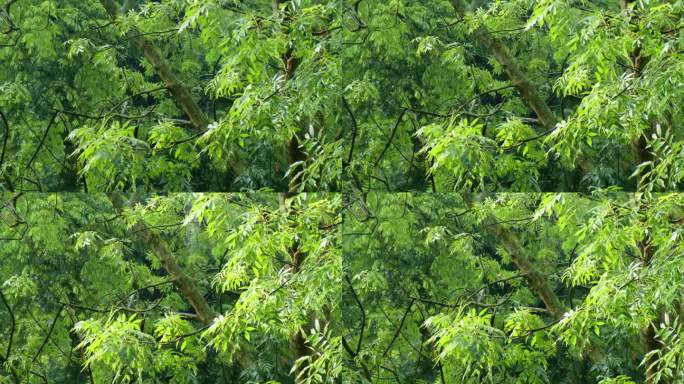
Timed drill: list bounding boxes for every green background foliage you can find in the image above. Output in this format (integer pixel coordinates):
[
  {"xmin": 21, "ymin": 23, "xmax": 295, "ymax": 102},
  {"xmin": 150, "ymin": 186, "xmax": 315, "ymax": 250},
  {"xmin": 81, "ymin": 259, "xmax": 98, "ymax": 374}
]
[
  {"xmin": 3, "ymin": 0, "xmax": 684, "ymax": 383},
  {"xmin": 0, "ymin": 192, "xmax": 343, "ymax": 383},
  {"xmin": 343, "ymin": 193, "xmax": 684, "ymax": 383}
]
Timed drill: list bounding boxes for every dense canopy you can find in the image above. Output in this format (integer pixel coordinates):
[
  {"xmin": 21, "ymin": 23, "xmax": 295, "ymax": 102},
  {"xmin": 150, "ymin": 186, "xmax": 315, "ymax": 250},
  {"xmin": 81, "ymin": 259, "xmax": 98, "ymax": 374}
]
[
  {"xmin": 1, "ymin": 0, "xmax": 343, "ymax": 192},
  {"xmin": 344, "ymin": 192, "xmax": 684, "ymax": 383},
  {"xmin": 344, "ymin": 0, "xmax": 684, "ymax": 193},
  {"xmin": 2, "ymin": 0, "xmax": 683, "ymax": 192},
  {"xmin": 2, "ymin": 0, "xmax": 684, "ymax": 384},
  {"xmin": 0, "ymin": 193, "xmax": 344, "ymax": 383}
]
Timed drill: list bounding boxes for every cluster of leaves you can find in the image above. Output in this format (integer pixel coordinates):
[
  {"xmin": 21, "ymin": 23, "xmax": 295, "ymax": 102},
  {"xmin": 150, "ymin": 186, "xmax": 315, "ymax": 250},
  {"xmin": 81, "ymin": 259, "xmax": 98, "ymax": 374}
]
[
  {"xmin": 1, "ymin": 0, "xmax": 343, "ymax": 192},
  {"xmin": 342, "ymin": 0, "xmax": 684, "ymax": 193},
  {"xmin": 2, "ymin": 0, "xmax": 684, "ymax": 193},
  {"xmin": 343, "ymin": 192, "xmax": 684, "ymax": 383},
  {"xmin": 3, "ymin": 1, "xmax": 684, "ymax": 384},
  {"xmin": 0, "ymin": 192, "xmax": 344, "ymax": 383}
]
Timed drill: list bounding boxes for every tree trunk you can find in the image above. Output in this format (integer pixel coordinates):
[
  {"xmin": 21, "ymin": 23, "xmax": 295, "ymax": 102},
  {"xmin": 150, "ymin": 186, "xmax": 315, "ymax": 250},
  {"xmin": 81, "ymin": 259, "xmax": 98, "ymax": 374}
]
[
  {"xmin": 627, "ymin": 42, "xmax": 654, "ymax": 192},
  {"xmin": 618, "ymin": 1, "xmax": 665, "ymax": 381},
  {"xmin": 637, "ymin": 228, "xmax": 665, "ymax": 384},
  {"xmin": 277, "ymin": 192, "xmax": 314, "ymax": 384},
  {"xmin": 276, "ymin": 1, "xmax": 308, "ymax": 193},
  {"xmin": 271, "ymin": 0, "xmax": 316, "ymax": 371},
  {"xmin": 290, "ymin": 242, "xmax": 312, "ymax": 383}
]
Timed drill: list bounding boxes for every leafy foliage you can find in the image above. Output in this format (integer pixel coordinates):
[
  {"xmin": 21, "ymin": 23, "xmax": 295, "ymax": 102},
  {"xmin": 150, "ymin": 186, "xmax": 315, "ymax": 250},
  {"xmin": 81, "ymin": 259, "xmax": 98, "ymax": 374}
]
[
  {"xmin": 0, "ymin": 192, "xmax": 343, "ymax": 383},
  {"xmin": 343, "ymin": 192, "xmax": 684, "ymax": 383},
  {"xmin": 1, "ymin": 0, "xmax": 342, "ymax": 192},
  {"xmin": 3, "ymin": 1, "xmax": 684, "ymax": 384}
]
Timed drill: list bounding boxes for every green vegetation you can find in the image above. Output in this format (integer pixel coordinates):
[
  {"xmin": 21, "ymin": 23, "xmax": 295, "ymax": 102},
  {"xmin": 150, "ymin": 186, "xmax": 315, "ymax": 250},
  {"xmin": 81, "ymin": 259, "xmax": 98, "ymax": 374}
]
[
  {"xmin": 2, "ymin": 1, "xmax": 684, "ymax": 383},
  {"xmin": 0, "ymin": 193, "xmax": 343, "ymax": 383},
  {"xmin": 3, "ymin": 192, "xmax": 684, "ymax": 383},
  {"xmin": 344, "ymin": 192, "xmax": 684, "ymax": 383},
  {"xmin": 1, "ymin": 0, "xmax": 341, "ymax": 192},
  {"xmin": 3, "ymin": 0, "xmax": 683, "ymax": 192},
  {"xmin": 343, "ymin": 0, "xmax": 684, "ymax": 192}
]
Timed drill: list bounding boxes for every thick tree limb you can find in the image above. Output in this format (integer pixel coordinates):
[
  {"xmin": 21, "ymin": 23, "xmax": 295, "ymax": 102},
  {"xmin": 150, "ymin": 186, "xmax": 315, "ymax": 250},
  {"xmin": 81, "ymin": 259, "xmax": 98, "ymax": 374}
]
[
  {"xmin": 99, "ymin": 0, "xmax": 209, "ymax": 133},
  {"xmin": 107, "ymin": 193, "xmax": 252, "ymax": 370},
  {"xmin": 450, "ymin": 0, "xmax": 557, "ymax": 130},
  {"xmin": 488, "ymin": 215, "xmax": 605, "ymax": 362},
  {"xmin": 449, "ymin": 0, "xmax": 593, "ymax": 175},
  {"xmin": 462, "ymin": 193, "xmax": 565, "ymax": 318},
  {"xmin": 107, "ymin": 193, "xmax": 216, "ymax": 324},
  {"xmin": 485, "ymin": 217, "xmax": 565, "ymax": 318},
  {"xmin": 462, "ymin": 193, "xmax": 603, "ymax": 364},
  {"xmin": 98, "ymin": 0, "xmax": 243, "ymax": 173}
]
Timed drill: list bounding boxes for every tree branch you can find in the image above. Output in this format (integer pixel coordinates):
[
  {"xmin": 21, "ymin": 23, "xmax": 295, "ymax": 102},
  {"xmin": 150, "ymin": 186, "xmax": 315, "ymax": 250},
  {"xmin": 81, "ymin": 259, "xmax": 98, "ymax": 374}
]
[
  {"xmin": 98, "ymin": 0, "xmax": 244, "ymax": 173},
  {"xmin": 382, "ymin": 299, "xmax": 414, "ymax": 357},
  {"xmin": 341, "ymin": 97, "xmax": 358, "ymax": 167},
  {"xmin": 31, "ymin": 304, "xmax": 65, "ymax": 364},
  {"xmin": 0, "ymin": 108, "xmax": 9, "ymax": 167},
  {"xmin": 25, "ymin": 111, "xmax": 58, "ymax": 174},
  {"xmin": 345, "ymin": 275, "xmax": 366, "ymax": 355},
  {"xmin": 0, "ymin": 288, "xmax": 15, "ymax": 361},
  {"xmin": 373, "ymin": 110, "xmax": 406, "ymax": 168}
]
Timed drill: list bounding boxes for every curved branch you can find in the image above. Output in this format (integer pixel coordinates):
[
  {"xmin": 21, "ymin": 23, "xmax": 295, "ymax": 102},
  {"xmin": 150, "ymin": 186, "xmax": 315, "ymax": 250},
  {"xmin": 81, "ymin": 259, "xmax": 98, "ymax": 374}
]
[
  {"xmin": 31, "ymin": 304, "xmax": 65, "ymax": 364},
  {"xmin": 0, "ymin": 289, "xmax": 16, "ymax": 362},
  {"xmin": 341, "ymin": 97, "xmax": 358, "ymax": 167},
  {"xmin": 26, "ymin": 111, "xmax": 58, "ymax": 172},
  {"xmin": 344, "ymin": 275, "xmax": 365, "ymax": 355},
  {"xmin": 0, "ymin": 108, "xmax": 9, "ymax": 167},
  {"xmin": 1, "ymin": 0, "xmax": 19, "ymax": 35},
  {"xmin": 382, "ymin": 298, "xmax": 414, "ymax": 357},
  {"xmin": 373, "ymin": 110, "xmax": 406, "ymax": 168}
]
